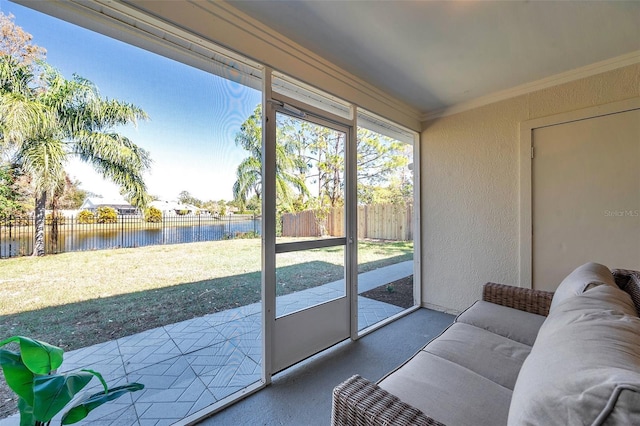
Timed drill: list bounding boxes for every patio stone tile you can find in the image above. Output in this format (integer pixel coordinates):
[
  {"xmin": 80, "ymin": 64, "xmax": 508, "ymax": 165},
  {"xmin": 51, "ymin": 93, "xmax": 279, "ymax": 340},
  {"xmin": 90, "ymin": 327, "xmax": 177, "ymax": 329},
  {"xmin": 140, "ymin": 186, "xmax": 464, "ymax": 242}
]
[
  {"xmin": 60, "ymin": 357, "xmax": 126, "ymax": 379},
  {"xmin": 137, "ymin": 401, "xmax": 193, "ymax": 423},
  {"xmin": 227, "ymin": 334, "xmax": 262, "ymax": 359},
  {"xmin": 124, "ymin": 355, "xmax": 179, "ymax": 375},
  {"xmin": 357, "ymin": 296, "xmax": 404, "ymax": 329},
  {"xmin": 134, "ymin": 385, "xmax": 189, "ymax": 404},
  {"xmin": 202, "ymin": 363, "xmax": 241, "ymax": 388},
  {"xmin": 184, "ymin": 339, "xmax": 236, "ymax": 357},
  {"xmin": 155, "ymin": 419, "xmax": 181, "ymax": 426},
  {"xmin": 305, "ymin": 285, "xmax": 344, "ymax": 297},
  {"xmin": 128, "ymin": 357, "xmax": 196, "ymax": 401},
  {"xmin": 132, "ymin": 377, "xmax": 187, "ymax": 400},
  {"xmin": 185, "ymin": 354, "xmax": 230, "ymax": 370},
  {"xmin": 168, "ymin": 329, "xmax": 224, "ymax": 354},
  {"xmin": 118, "ymin": 327, "xmax": 171, "ymax": 345},
  {"xmin": 202, "ymin": 305, "xmax": 257, "ymax": 325},
  {"xmin": 191, "ymin": 365, "xmax": 221, "ymax": 377},
  {"xmin": 188, "ymin": 390, "xmax": 219, "ymax": 416},
  {"xmin": 59, "ymin": 340, "xmax": 123, "ymax": 373},
  {"xmin": 133, "ymin": 402, "xmax": 153, "ymax": 418},
  {"xmin": 163, "ymin": 316, "xmax": 212, "ymax": 334},
  {"xmin": 214, "ymin": 317, "xmax": 259, "ymax": 339},
  {"xmin": 178, "ymin": 378, "xmax": 214, "ymax": 403},
  {"xmin": 236, "ymin": 355, "xmax": 261, "ymax": 375},
  {"xmin": 82, "ymin": 403, "xmax": 139, "ymax": 426},
  {"xmin": 163, "ymin": 357, "xmax": 196, "ymax": 378},
  {"xmin": 119, "ymin": 337, "xmax": 182, "ymax": 373},
  {"xmin": 210, "ymin": 386, "xmax": 243, "ymax": 401},
  {"xmin": 229, "ymin": 373, "xmax": 261, "ymax": 388},
  {"xmin": 226, "ymin": 345, "xmax": 249, "ymax": 366}
]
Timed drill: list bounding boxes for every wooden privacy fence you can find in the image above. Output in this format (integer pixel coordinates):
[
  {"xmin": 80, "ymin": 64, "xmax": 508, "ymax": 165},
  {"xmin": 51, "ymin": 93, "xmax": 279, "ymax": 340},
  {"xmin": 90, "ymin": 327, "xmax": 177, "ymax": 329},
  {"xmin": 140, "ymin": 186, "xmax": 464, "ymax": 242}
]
[{"xmin": 281, "ymin": 204, "xmax": 413, "ymax": 241}]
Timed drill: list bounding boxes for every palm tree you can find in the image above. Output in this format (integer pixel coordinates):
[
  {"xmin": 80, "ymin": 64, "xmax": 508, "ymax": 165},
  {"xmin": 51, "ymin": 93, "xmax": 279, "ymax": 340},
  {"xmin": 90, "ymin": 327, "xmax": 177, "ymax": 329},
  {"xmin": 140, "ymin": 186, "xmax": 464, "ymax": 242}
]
[
  {"xmin": 233, "ymin": 105, "xmax": 308, "ymax": 212},
  {"xmin": 0, "ymin": 57, "xmax": 151, "ymax": 255}
]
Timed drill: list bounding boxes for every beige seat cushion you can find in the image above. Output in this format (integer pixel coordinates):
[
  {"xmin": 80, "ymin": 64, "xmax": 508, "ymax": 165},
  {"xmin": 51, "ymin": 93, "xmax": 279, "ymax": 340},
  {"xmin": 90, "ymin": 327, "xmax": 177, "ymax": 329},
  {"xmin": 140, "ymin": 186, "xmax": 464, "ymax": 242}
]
[
  {"xmin": 379, "ymin": 351, "xmax": 512, "ymax": 426},
  {"xmin": 508, "ymin": 285, "xmax": 640, "ymax": 425},
  {"xmin": 423, "ymin": 322, "xmax": 531, "ymax": 390}
]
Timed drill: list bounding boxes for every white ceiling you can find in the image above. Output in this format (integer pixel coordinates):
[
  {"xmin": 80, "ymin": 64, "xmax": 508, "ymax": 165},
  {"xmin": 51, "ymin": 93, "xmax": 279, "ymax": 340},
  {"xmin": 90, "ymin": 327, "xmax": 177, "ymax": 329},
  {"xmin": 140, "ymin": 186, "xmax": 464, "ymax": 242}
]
[{"xmin": 228, "ymin": 0, "xmax": 640, "ymax": 116}]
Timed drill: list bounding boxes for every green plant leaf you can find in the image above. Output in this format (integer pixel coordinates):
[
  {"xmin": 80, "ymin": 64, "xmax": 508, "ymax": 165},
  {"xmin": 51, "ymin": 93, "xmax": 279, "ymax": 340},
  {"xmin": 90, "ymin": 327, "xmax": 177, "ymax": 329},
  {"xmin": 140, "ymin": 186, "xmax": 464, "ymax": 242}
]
[
  {"xmin": 32, "ymin": 371, "xmax": 94, "ymax": 423},
  {"xmin": 17, "ymin": 397, "xmax": 36, "ymax": 426},
  {"xmin": 61, "ymin": 383, "xmax": 144, "ymax": 425},
  {"xmin": 0, "ymin": 349, "xmax": 35, "ymax": 404},
  {"xmin": 81, "ymin": 369, "xmax": 107, "ymax": 392},
  {"xmin": 0, "ymin": 336, "xmax": 64, "ymax": 374}
]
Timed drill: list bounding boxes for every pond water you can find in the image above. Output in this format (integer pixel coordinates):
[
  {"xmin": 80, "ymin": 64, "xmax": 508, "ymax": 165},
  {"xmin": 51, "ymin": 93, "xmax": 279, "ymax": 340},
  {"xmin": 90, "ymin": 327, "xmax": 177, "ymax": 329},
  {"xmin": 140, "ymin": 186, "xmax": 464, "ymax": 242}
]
[{"xmin": 0, "ymin": 217, "xmax": 262, "ymax": 258}]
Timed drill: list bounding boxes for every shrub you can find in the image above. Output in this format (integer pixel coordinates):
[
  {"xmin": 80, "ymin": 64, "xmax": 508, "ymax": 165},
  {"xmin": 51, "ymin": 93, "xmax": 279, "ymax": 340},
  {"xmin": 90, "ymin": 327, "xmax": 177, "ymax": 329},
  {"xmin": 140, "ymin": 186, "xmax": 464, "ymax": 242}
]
[
  {"xmin": 235, "ymin": 230, "xmax": 260, "ymax": 239},
  {"xmin": 96, "ymin": 206, "xmax": 118, "ymax": 224},
  {"xmin": 176, "ymin": 209, "xmax": 189, "ymax": 216},
  {"xmin": 45, "ymin": 212, "xmax": 65, "ymax": 226},
  {"xmin": 77, "ymin": 209, "xmax": 95, "ymax": 224},
  {"xmin": 145, "ymin": 206, "xmax": 162, "ymax": 223}
]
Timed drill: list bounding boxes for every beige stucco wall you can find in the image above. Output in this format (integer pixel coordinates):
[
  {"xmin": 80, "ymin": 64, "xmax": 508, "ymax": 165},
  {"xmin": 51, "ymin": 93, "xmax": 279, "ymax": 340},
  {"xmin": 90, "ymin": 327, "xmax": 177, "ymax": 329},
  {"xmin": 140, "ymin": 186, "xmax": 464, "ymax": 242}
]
[{"xmin": 420, "ymin": 63, "xmax": 640, "ymax": 313}]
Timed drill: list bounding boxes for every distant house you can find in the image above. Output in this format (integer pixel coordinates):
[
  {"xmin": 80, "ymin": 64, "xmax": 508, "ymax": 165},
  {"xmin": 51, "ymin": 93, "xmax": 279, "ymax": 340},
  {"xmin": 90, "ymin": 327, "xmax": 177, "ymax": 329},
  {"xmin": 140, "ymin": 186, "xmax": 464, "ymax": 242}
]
[
  {"xmin": 79, "ymin": 197, "xmax": 137, "ymax": 215},
  {"xmin": 149, "ymin": 200, "xmax": 199, "ymax": 216}
]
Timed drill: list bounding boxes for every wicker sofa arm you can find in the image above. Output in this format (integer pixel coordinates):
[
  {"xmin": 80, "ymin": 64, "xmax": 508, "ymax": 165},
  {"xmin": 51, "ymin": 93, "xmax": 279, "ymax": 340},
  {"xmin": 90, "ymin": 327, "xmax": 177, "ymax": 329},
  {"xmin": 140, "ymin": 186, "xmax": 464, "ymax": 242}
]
[
  {"xmin": 612, "ymin": 269, "xmax": 640, "ymax": 314},
  {"xmin": 483, "ymin": 282, "xmax": 554, "ymax": 316},
  {"xmin": 332, "ymin": 375, "xmax": 446, "ymax": 426}
]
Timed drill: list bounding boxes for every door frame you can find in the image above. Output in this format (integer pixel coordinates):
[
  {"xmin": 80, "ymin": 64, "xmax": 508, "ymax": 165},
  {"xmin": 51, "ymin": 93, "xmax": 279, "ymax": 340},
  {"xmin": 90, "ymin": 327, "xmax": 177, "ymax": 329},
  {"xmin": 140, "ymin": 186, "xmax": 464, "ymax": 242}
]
[
  {"xmin": 261, "ymin": 68, "xmax": 358, "ymax": 380},
  {"xmin": 518, "ymin": 97, "xmax": 640, "ymax": 288}
]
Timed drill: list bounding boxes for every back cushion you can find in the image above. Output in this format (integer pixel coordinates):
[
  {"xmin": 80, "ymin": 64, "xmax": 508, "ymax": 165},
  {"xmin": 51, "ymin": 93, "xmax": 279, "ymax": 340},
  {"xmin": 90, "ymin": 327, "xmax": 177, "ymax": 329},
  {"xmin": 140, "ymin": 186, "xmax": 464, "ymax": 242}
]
[
  {"xmin": 508, "ymin": 285, "xmax": 640, "ymax": 425},
  {"xmin": 549, "ymin": 262, "xmax": 616, "ymax": 311}
]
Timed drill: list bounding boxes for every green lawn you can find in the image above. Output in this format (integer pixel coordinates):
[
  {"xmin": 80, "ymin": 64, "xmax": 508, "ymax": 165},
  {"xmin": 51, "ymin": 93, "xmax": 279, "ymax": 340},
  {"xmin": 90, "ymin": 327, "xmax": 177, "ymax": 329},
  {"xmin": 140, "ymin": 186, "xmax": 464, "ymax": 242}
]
[{"xmin": 0, "ymin": 239, "xmax": 412, "ymax": 351}]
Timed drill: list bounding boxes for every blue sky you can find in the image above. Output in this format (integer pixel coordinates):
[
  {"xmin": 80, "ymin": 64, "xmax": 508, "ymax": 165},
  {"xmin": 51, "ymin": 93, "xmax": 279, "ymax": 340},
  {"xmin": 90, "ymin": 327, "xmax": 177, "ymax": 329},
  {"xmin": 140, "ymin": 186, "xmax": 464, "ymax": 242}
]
[{"xmin": 0, "ymin": 0, "xmax": 262, "ymax": 202}]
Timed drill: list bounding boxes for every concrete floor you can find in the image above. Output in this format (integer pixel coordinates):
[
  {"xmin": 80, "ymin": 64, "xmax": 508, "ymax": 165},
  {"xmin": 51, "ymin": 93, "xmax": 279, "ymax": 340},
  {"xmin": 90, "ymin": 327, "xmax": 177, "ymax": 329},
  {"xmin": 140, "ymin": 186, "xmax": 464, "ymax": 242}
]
[{"xmin": 199, "ymin": 308, "xmax": 454, "ymax": 425}]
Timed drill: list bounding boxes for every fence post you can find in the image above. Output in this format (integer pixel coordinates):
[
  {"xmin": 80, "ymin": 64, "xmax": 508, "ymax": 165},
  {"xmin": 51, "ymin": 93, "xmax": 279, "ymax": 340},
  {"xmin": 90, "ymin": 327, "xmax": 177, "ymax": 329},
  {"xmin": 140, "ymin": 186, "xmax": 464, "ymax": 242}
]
[{"xmin": 7, "ymin": 216, "xmax": 12, "ymax": 258}]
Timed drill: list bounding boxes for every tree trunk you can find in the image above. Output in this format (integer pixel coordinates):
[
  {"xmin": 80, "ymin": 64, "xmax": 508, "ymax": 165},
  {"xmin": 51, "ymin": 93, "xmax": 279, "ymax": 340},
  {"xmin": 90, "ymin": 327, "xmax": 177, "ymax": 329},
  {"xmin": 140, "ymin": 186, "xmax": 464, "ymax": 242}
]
[{"xmin": 32, "ymin": 192, "xmax": 46, "ymax": 256}]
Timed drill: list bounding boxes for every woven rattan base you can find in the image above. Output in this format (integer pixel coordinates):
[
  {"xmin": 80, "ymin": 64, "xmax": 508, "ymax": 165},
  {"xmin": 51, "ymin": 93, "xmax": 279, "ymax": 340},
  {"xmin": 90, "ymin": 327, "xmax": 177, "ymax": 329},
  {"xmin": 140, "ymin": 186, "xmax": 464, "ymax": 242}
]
[{"xmin": 332, "ymin": 375, "xmax": 445, "ymax": 426}]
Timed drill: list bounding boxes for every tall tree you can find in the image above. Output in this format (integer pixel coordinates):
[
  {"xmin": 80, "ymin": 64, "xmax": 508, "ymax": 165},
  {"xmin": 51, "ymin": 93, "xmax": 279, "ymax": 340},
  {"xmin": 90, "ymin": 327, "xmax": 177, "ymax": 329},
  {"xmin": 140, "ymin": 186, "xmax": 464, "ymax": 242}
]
[
  {"xmin": 0, "ymin": 14, "xmax": 151, "ymax": 255},
  {"xmin": 277, "ymin": 116, "xmax": 410, "ymax": 208},
  {"xmin": 0, "ymin": 12, "xmax": 46, "ymax": 65},
  {"xmin": 0, "ymin": 162, "xmax": 30, "ymax": 220},
  {"xmin": 47, "ymin": 174, "xmax": 88, "ymax": 210},
  {"xmin": 356, "ymin": 129, "xmax": 411, "ymax": 205},
  {"xmin": 232, "ymin": 105, "xmax": 308, "ymax": 212},
  {"xmin": 177, "ymin": 190, "xmax": 202, "ymax": 207}
]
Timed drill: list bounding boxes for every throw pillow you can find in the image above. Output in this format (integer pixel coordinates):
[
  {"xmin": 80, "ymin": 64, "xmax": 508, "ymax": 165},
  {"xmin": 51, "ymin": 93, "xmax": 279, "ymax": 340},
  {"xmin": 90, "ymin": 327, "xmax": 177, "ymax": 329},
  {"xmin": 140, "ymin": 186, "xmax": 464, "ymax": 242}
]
[{"xmin": 549, "ymin": 262, "xmax": 615, "ymax": 311}]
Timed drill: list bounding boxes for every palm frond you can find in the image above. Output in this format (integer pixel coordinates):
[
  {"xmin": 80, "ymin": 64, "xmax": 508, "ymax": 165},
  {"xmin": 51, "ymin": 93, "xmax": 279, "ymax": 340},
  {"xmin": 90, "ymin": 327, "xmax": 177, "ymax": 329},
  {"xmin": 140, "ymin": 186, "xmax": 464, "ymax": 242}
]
[
  {"xmin": 0, "ymin": 92, "xmax": 57, "ymax": 147},
  {"xmin": 18, "ymin": 137, "xmax": 66, "ymax": 194}
]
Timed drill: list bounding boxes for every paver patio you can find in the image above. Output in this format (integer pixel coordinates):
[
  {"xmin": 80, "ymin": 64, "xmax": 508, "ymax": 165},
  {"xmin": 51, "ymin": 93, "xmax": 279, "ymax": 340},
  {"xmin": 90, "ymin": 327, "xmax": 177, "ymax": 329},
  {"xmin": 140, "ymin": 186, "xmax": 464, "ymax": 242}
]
[{"xmin": 0, "ymin": 261, "xmax": 412, "ymax": 426}]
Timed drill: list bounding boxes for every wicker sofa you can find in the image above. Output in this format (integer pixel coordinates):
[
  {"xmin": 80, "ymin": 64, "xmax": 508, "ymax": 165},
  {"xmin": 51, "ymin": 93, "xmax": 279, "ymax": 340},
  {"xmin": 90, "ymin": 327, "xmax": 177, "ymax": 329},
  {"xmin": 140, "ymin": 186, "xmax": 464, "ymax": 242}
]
[{"xmin": 332, "ymin": 263, "xmax": 640, "ymax": 426}]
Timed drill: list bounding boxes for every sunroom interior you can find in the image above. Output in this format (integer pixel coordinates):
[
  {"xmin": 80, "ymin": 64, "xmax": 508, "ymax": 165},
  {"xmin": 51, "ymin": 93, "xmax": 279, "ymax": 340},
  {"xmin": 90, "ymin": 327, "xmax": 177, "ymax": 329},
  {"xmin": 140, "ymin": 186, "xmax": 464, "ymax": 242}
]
[{"xmin": 10, "ymin": 0, "xmax": 640, "ymax": 425}]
